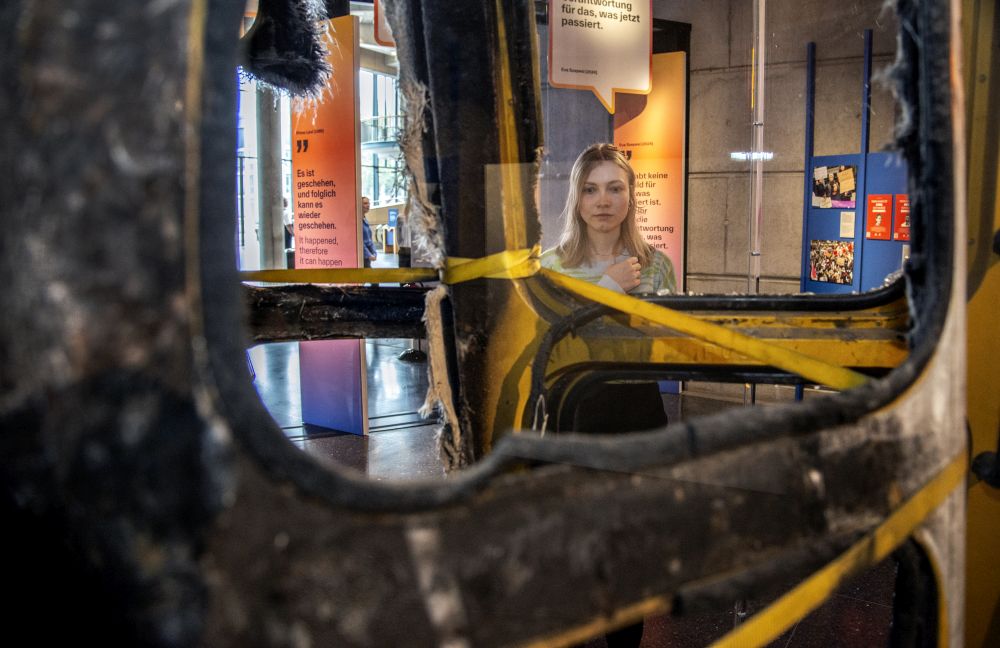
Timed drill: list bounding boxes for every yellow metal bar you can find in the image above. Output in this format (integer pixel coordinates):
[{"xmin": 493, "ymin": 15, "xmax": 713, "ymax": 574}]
[
  {"xmin": 963, "ymin": 4, "xmax": 1000, "ymax": 645},
  {"xmin": 547, "ymin": 336, "xmax": 906, "ymax": 372},
  {"xmin": 491, "ymin": 0, "xmax": 529, "ymax": 250},
  {"xmin": 633, "ymin": 308, "xmax": 909, "ymax": 331},
  {"xmin": 542, "ymin": 269, "xmax": 871, "ymax": 391}
]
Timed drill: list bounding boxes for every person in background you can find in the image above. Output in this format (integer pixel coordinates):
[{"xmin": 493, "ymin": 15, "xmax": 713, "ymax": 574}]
[
  {"xmin": 283, "ymin": 197, "xmax": 294, "ymax": 248},
  {"xmin": 543, "ymin": 142, "xmax": 675, "ymax": 648},
  {"xmin": 362, "ymin": 196, "xmax": 377, "ymax": 268},
  {"xmin": 283, "ymin": 196, "xmax": 295, "ymax": 269}
]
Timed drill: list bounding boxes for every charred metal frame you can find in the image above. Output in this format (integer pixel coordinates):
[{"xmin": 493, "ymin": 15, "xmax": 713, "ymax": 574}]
[
  {"xmin": 244, "ymin": 284, "xmax": 429, "ymax": 342},
  {"xmin": 0, "ymin": 0, "xmax": 964, "ymax": 646}
]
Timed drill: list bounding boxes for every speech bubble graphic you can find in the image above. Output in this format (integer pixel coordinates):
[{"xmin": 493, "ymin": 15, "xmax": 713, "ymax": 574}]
[
  {"xmin": 549, "ymin": 0, "xmax": 651, "ymax": 113},
  {"xmin": 374, "ymin": 0, "xmax": 395, "ymax": 47}
]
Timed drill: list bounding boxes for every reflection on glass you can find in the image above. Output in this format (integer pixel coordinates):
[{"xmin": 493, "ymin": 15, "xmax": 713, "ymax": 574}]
[{"xmin": 540, "ymin": 143, "xmax": 677, "ymax": 295}]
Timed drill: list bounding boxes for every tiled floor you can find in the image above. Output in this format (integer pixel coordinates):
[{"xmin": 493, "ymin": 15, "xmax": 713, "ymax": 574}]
[{"xmin": 250, "ymin": 340, "xmax": 896, "ymax": 646}]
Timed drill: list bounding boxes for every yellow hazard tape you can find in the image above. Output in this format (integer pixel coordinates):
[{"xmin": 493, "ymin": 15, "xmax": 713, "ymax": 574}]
[
  {"xmin": 239, "ymin": 246, "xmax": 539, "ymax": 285},
  {"xmin": 709, "ymin": 452, "xmax": 966, "ymax": 648},
  {"xmin": 242, "ymin": 246, "xmax": 868, "ymax": 391},
  {"xmin": 540, "ymin": 268, "xmax": 870, "ymax": 391},
  {"xmin": 443, "ymin": 245, "xmax": 540, "ymax": 283}
]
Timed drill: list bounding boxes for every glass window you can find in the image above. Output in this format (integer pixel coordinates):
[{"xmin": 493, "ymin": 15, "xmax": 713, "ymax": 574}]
[
  {"xmin": 360, "ymin": 69, "xmax": 375, "ymax": 120},
  {"xmin": 360, "ymin": 68, "xmax": 404, "ymax": 204}
]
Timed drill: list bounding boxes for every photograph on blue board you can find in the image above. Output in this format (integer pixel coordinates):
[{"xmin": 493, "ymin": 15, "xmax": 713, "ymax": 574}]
[
  {"xmin": 809, "ymin": 239, "xmax": 854, "ymax": 284},
  {"xmin": 812, "ymin": 164, "xmax": 857, "ymax": 208}
]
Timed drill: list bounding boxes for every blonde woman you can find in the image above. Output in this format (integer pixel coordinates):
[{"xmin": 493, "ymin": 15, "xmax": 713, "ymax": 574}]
[
  {"xmin": 541, "ymin": 143, "xmax": 676, "ymax": 295},
  {"xmin": 543, "ymin": 144, "xmax": 677, "ymax": 647}
]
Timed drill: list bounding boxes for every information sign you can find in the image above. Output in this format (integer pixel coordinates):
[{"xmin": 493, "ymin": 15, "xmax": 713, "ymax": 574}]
[
  {"xmin": 613, "ymin": 52, "xmax": 686, "ymax": 281},
  {"xmin": 292, "ymin": 16, "xmax": 368, "ymax": 435},
  {"xmin": 291, "ymin": 16, "xmax": 362, "ymax": 268},
  {"xmin": 549, "ymin": 0, "xmax": 652, "ymax": 113},
  {"xmin": 893, "ymin": 194, "xmax": 910, "ymax": 241},
  {"xmin": 865, "ymin": 194, "xmax": 892, "ymax": 240}
]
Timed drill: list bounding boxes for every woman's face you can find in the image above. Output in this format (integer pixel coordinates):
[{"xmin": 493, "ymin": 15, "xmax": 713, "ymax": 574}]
[{"xmin": 578, "ymin": 161, "xmax": 630, "ymax": 238}]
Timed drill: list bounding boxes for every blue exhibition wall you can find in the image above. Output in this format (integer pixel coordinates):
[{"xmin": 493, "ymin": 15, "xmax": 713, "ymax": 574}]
[
  {"xmin": 802, "ymin": 153, "xmax": 865, "ymax": 294},
  {"xmin": 859, "ymin": 152, "xmax": 909, "ymax": 291},
  {"xmin": 799, "ymin": 31, "xmax": 909, "ymax": 295},
  {"xmin": 801, "ymin": 151, "xmax": 908, "ymax": 294}
]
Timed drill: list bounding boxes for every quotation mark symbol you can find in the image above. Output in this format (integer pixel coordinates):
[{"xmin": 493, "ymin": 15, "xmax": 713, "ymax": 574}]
[{"xmin": 296, "ymin": 139, "xmax": 309, "ymax": 153}]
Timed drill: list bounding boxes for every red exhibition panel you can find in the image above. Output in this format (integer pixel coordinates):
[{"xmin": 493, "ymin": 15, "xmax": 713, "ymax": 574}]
[
  {"xmin": 292, "ymin": 16, "xmax": 368, "ymax": 436},
  {"xmin": 866, "ymin": 194, "xmax": 892, "ymax": 241},
  {"xmin": 894, "ymin": 194, "xmax": 911, "ymax": 241}
]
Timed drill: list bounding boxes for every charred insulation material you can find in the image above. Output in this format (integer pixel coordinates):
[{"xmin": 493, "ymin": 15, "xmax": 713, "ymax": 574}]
[{"xmin": 239, "ymin": 0, "xmax": 331, "ymax": 97}]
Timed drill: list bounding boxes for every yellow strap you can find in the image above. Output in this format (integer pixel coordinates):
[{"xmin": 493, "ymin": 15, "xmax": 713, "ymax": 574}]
[
  {"xmin": 443, "ymin": 245, "xmax": 541, "ymax": 284},
  {"xmin": 240, "ymin": 246, "xmax": 539, "ymax": 285},
  {"xmin": 240, "ymin": 267, "xmax": 437, "ymax": 284},
  {"xmin": 242, "ymin": 247, "xmax": 864, "ymax": 391},
  {"xmin": 709, "ymin": 452, "xmax": 967, "ymax": 648},
  {"xmin": 540, "ymin": 268, "xmax": 869, "ymax": 391}
]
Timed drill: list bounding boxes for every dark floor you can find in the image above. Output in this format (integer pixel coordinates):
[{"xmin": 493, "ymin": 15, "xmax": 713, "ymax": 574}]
[
  {"xmin": 579, "ymin": 556, "xmax": 896, "ymax": 647},
  {"xmin": 249, "ymin": 338, "xmax": 443, "ymax": 481},
  {"xmin": 249, "ymin": 340, "xmax": 897, "ymax": 647}
]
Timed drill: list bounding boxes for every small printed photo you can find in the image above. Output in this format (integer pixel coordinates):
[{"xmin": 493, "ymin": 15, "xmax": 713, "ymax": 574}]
[
  {"xmin": 809, "ymin": 239, "xmax": 855, "ymax": 285},
  {"xmin": 811, "ymin": 166, "xmax": 831, "ymax": 208},
  {"xmin": 812, "ymin": 164, "xmax": 857, "ymax": 208}
]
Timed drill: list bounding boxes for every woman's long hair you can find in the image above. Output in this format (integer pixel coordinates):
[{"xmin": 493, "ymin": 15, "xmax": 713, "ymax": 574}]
[{"xmin": 554, "ymin": 143, "xmax": 653, "ymax": 268}]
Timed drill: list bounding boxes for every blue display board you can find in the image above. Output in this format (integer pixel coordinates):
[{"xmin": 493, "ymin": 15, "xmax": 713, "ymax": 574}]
[
  {"xmin": 859, "ymin": 152, "xmax": 908, "ymax": 291},
  {"xmin": 799, "ymin": 32, "xmax": 909, "ymax": 295},
  {"xmin": 799, "ymin": 152, "xmax": 907, "ymax": 294},
  {"xmin": 801, "ymin": 153, "xmax": 865, "ymax": 294},
  {"xmin": 300, "ymin": 340, "xmax": 368, "ymax": 435}
]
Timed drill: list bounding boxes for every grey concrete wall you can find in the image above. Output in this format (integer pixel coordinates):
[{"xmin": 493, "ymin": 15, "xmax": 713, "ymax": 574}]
[
  {"xmin": 658, "ymin": 0, "xmax": 898, "ymax": 294},
  {"xmin": 538, "ymin": 0, "xmax": 899, "ymax": 294},
  {"xmin": 360, "ymin": 48, "xmax": 398, "ymax": 76}
]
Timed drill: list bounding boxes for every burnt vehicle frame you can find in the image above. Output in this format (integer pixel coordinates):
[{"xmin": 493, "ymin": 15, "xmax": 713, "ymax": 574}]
[{"xmin": 0, "ymin": 0, "xmax": 966, "ymax": 646}]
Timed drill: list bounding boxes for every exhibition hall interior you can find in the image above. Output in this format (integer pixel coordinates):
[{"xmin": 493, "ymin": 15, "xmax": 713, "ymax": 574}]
[
  {"xmin": 238, "ymin": 0, "xmax": 910, "ymax": 645},
  {"xmin": 241, "ymin": 1, "xmax": 902, "ymax": 471}
]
